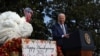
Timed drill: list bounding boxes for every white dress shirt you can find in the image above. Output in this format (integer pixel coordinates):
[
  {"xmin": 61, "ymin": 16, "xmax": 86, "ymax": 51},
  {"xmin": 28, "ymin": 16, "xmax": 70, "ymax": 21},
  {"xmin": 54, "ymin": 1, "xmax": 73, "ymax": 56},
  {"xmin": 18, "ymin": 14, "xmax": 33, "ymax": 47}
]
[{"xmin": 59, "ymin": 24, "xmax": 66, "ymax": 38}]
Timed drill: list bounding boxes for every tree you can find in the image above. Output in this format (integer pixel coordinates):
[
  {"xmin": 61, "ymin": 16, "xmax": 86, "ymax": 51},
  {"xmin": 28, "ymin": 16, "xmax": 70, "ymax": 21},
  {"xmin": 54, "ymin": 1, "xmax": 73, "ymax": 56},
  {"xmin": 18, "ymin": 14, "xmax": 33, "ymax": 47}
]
[
  {"xmin": 45, "ymin": 0, "xmax": 100, "ymax": 54},
  {"xmin": 0, "ymin": 0, "xmax": 50, "ymax": 40},
  {"xmin": 0, "ymin": 0, "xmax": 100, "ymax": 53}
]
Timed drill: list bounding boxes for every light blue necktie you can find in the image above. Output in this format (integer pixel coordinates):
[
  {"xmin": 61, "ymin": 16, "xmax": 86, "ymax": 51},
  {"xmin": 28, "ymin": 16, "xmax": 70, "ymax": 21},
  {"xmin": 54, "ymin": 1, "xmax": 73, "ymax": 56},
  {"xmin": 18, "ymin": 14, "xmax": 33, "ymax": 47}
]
[{"xmin": 62, "ymin": 25, "xmax": 66, "ymax": 34}]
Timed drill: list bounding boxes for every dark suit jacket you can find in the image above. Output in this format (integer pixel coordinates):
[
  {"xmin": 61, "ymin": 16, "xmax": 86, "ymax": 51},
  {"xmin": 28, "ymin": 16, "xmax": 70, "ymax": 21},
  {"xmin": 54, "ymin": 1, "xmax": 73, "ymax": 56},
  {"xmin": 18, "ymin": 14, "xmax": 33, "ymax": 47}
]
[{"xmin": 51, "ymin": 23, "xmax": 69, "ymax": 49}]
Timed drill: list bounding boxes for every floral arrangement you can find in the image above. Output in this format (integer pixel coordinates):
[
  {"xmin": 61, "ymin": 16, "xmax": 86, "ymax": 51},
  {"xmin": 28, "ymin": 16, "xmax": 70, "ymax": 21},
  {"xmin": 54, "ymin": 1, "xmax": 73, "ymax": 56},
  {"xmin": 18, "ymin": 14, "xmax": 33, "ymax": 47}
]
[
  {"xmin": 0, "ymin": 38, "xmax": 21, "ymax": 56},
  {"xmin": 0, "ymin": 38, "xmax": 63, "ymax": 56},
  {"xmin": 57, "ymin": 46, "xmax": 64, "ymax": 56}
]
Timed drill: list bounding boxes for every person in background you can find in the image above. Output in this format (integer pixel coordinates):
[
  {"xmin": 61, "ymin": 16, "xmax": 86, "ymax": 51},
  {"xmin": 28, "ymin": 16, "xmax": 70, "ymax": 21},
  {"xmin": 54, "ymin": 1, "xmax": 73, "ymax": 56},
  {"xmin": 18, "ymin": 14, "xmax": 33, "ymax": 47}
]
[
  {"xmin": 52, "ymin": 13, "xmax": 69, "ymax": 56},
  {"xmin": 24, "ymin": 7, "xmax": 33, "ymax": 22}
]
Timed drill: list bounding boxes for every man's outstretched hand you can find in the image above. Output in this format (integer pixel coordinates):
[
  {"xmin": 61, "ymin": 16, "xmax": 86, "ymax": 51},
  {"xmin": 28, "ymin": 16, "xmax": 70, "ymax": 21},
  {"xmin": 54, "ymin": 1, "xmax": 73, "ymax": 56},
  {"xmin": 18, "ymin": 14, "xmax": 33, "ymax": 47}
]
[{"xmin": 63, "ymin": 34, "xmax": 69, "ymax": 38}]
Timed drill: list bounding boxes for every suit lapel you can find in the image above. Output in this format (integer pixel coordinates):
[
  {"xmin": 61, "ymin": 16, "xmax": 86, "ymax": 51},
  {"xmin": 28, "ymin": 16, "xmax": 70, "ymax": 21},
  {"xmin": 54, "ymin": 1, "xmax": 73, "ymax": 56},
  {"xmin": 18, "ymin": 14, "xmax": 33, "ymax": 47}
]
[{"xmin": 56, "ymin": 23, "xmax": 64, "ymax": 34}]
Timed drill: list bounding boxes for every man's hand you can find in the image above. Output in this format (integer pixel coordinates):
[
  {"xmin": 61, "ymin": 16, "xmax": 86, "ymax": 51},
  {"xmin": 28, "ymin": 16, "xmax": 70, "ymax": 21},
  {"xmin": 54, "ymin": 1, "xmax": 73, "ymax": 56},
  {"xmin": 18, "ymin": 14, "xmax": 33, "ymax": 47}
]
[{"xmin": 64, "ymin": 34, "xmax": 69, "ymax": 38}]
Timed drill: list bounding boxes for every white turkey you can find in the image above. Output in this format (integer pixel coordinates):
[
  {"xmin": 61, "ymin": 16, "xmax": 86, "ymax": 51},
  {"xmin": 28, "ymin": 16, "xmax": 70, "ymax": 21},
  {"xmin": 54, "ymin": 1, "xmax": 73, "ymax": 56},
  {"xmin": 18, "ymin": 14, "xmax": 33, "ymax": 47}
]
[{"xmin": 0, "ymin": 11, "xmax": 33, "ymax": 43}]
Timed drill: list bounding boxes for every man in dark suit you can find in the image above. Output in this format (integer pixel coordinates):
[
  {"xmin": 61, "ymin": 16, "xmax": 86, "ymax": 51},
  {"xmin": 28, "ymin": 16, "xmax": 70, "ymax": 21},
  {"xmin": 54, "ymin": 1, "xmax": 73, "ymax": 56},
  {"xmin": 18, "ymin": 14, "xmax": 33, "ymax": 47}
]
[{"xmin": 52, "ymin": 13, "xmax": 69, "ymax": 56}]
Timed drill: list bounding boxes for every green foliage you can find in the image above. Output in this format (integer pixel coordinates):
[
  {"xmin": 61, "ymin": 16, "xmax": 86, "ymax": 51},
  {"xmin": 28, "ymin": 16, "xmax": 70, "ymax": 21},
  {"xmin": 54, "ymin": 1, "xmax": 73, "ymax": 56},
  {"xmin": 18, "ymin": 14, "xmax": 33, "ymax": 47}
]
[
  {"xmin": 45, "ymin": 0, "xmax": 100, "ymax": 48},
  {"xmin": 0, "ymin": 0, "xmax": 49, "ymax": 40},
  {"xmin": 0, "ymin": 0, "xmax": 100, "ymax": 48}
]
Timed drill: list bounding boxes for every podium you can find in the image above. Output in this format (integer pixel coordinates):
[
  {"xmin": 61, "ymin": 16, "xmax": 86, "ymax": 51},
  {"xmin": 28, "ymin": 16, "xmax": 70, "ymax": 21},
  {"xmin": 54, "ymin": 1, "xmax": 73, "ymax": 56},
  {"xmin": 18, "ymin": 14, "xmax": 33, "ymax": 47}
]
[{"xmin": 64, "ymin": 30, "xmax": 94, "ymax": 56}]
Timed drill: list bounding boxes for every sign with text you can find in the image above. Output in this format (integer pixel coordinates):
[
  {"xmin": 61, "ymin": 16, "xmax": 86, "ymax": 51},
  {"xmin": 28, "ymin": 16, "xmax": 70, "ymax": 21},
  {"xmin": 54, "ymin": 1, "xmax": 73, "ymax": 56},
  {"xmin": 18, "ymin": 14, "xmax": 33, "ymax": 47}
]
[{"xmin": 22, "ymin": 39, "xmax": 57, "ymax": 56}]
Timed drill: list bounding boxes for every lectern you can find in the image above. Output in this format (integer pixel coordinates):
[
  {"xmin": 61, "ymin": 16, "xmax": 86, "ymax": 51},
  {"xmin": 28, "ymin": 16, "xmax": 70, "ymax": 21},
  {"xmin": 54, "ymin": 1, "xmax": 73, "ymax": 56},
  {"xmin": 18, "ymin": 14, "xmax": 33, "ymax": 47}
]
[{"xmin": 64, "ymin": 30, "xmax": 94, "ymax": 56}]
